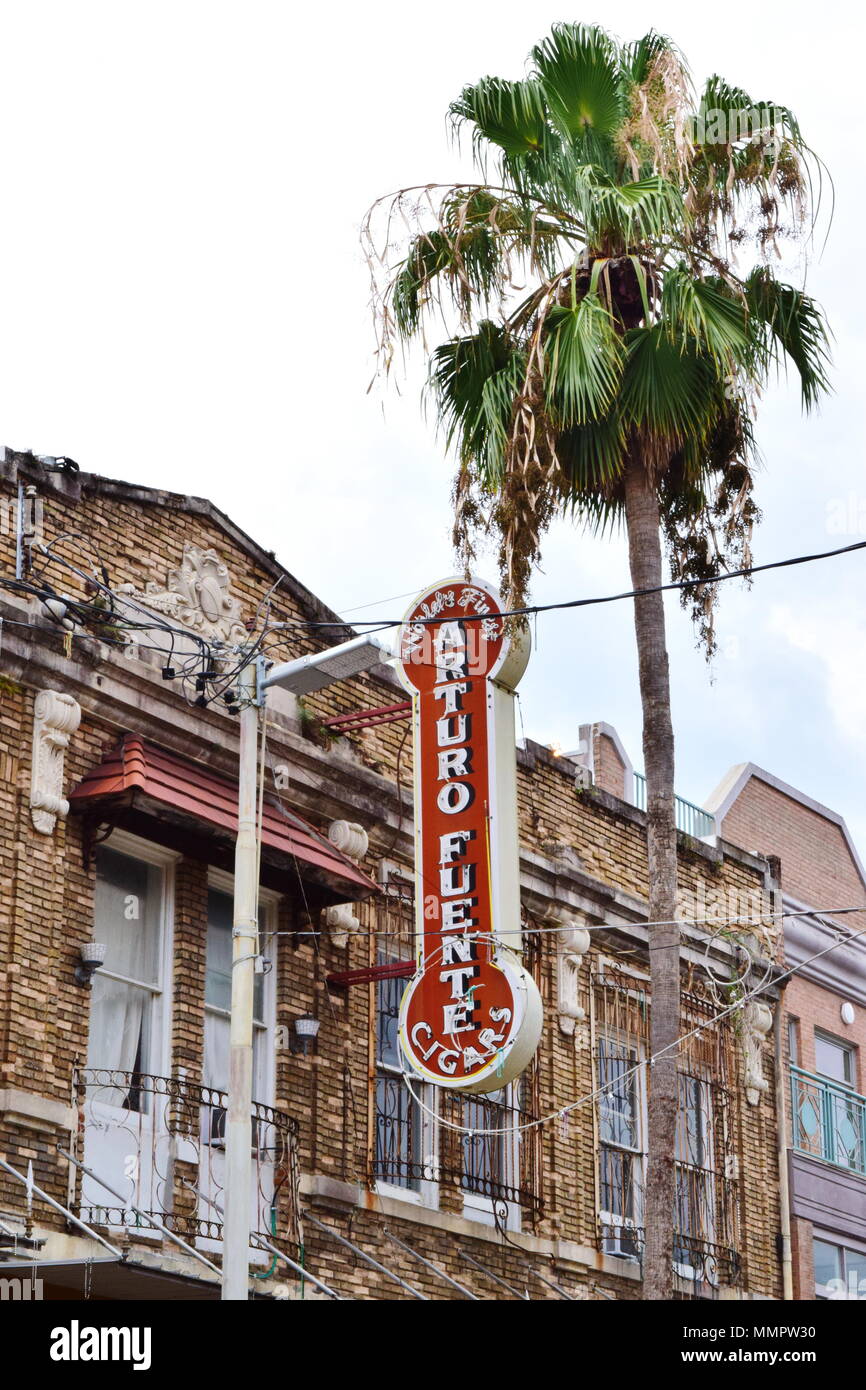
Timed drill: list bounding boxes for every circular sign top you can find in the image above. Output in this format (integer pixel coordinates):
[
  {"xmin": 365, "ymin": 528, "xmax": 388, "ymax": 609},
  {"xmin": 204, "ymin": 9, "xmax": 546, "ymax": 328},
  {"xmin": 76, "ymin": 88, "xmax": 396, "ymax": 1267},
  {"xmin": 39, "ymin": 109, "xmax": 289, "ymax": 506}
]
[{"xmin": 395, "ymin": 575, "xmax": 529, "ymax": 697}]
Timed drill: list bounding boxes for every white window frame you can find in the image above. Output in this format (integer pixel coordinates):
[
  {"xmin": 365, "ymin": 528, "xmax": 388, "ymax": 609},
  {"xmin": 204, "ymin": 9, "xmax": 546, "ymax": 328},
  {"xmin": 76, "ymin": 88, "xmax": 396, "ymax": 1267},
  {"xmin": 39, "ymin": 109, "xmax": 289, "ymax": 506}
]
[
  {"xmin": 814, "ymin": 1030, "xmax": 856, "ymax": 1088},
  {"xmin": 205, "ymin": 867, "xmax": 277, "ymax": 1113},
  {"xmin": 91, "ymin": 828, "xmax": 178, "ymax": 1087},
  {"xmin": 596, "ymin": 1029, "xmax": 647, "ymax": 1260}
]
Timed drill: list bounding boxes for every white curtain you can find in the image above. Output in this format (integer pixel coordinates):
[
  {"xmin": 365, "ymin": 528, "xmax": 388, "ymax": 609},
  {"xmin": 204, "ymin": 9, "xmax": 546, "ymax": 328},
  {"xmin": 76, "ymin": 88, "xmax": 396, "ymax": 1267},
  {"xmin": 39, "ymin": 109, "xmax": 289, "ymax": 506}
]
[{"xmin": 87, "ymin": 848, "xmax": 159, "ymax": 1085}]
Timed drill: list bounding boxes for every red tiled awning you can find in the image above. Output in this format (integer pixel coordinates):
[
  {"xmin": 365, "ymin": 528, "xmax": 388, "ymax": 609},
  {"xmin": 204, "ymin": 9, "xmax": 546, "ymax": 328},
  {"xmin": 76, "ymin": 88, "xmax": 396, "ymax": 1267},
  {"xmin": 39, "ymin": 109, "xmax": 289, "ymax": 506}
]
[{"xmin": 69, "ymin": 734, "xmax": 376, "ymax": 906}]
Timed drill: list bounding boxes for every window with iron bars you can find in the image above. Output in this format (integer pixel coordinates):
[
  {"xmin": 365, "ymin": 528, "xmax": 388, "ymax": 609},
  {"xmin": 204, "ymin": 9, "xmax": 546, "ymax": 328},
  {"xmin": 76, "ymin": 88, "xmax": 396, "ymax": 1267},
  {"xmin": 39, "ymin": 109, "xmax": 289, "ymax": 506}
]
[
  {"xmin": 437, "ymin": 923, "xmax": 543, "ymax": 1222},
  {"xmin": 370, "ymin": 882, "xmax": 437, "ymax": 1199},
  {"xmin": 368, "ymin": 885, "xmax": 543, "ymax": 1219},
  {"xmin": 593, "ymin": 964, "xmax": 741, "ymax": 1288}
]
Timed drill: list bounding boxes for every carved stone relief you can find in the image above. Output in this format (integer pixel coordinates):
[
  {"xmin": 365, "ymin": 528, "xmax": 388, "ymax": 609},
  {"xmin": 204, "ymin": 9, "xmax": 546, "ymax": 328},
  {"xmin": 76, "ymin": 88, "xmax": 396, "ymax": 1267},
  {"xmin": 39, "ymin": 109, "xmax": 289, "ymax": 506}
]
[
  {"xmin": 116, "ymin": 544, "xmax": 249, "ymax": 646},
  {"xmin": 30, "ymin": 690, "xmax": 81, "ymax": 834},
  {"xmin": 742, "ymin": 1000, "xmax": 773, "ymax": 1105},
  {"xmin": 556, "ymin": 922, "xmax": 592, "ymax": 1037}
]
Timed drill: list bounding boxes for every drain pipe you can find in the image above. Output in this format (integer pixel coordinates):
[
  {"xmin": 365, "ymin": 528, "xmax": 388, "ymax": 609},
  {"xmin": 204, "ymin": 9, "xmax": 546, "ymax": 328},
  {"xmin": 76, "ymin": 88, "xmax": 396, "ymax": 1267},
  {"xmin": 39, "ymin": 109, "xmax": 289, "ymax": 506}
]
[{"xmin": 774, "ymin": 994, "xmax": 794, "ymax": 1300}]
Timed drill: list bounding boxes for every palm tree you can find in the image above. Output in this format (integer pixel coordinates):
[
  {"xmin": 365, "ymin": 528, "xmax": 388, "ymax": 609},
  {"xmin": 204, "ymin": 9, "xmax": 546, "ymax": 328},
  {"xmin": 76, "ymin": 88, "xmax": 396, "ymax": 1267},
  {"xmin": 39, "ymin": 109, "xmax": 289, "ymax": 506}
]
[{"xmin": 368, "ymin": 23, "xmax": 830, "ymax": 1299}]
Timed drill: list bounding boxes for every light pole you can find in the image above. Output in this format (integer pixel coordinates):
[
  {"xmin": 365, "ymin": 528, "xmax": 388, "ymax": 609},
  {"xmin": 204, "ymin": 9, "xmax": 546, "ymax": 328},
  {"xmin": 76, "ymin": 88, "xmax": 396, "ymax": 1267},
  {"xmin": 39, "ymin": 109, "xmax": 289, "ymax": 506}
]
[{"xmin": 221, "ymin": 634, "xmax": 391, "ymax": 1300}]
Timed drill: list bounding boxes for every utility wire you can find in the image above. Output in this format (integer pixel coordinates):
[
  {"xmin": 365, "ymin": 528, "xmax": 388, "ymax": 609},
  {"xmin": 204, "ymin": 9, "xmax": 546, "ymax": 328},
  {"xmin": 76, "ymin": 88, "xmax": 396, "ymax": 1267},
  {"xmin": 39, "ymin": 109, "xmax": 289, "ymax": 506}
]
[
  {"xmin": 267, "ymin": 538, "xmax": 866, "ymax": 630},
  {"xmin": 400, "ymin": 914, "xmax": 866, "ymax": 1139},
  {"xmin": 275, "ymin": 902, "xmax": 866, "ymax": 943}
]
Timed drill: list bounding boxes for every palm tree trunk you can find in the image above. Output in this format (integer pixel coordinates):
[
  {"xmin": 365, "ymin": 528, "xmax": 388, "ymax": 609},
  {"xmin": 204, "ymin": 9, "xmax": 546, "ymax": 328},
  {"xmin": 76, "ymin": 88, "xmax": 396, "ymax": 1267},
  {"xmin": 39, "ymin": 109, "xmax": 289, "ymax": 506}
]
[{"xmin": 623, "ymin": 454, "xmax": 679, "ymax": 1302}]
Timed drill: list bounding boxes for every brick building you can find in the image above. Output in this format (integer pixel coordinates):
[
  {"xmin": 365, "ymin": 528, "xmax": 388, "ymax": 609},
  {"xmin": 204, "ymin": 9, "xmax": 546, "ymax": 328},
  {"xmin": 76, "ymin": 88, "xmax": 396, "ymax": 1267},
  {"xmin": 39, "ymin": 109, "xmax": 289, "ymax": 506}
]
[
  {"xmin": 706, "ymin": 766, "xmax": 866, "ymax": 1300},
  {"xmin": 0, "ymin": 448, "xmax": 787, "ymax": 1301}
]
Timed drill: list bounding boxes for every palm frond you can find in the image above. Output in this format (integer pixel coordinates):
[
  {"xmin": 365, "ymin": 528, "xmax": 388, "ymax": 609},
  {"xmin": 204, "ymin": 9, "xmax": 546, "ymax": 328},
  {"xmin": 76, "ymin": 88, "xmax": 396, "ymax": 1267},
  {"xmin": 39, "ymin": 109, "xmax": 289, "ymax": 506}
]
[
  {"xmin": 660, "ymin": 268, "xmax": 750, "ymax": 366},
  {"xmin": 449, "ymin": 77, "xmax": 550, "ymax": 160},
  {"xmin": 619, "ymin": 326, "xmax": 718, "ymax": 449},
  {"xmin": 619, "ymin": 30, "xmax": 686, "ymax": 87},
  {"xmin": 391, "ymin": 224, "xmax": 499, "ymax": 335},
  {"xmin": 745, "ymin": 267, "xmax": 832, "ymax": 409},
  {"xmin": 576, "ymin": 170, "xmax": 685, "ymax": 247},
  {"xmin": 428, "ymin": 322, "xmax": 525, "ymax": 483},
  {"xmin": 531, "ymin": 23, "xmax": 624, "ymax": 143},
  {"xmin": 543, "ymin": 294, "xmax": 624, "ymax": 426},
  {"xmin": 558, "ymin": 412, "xmax": 626, "ymax": 499}
]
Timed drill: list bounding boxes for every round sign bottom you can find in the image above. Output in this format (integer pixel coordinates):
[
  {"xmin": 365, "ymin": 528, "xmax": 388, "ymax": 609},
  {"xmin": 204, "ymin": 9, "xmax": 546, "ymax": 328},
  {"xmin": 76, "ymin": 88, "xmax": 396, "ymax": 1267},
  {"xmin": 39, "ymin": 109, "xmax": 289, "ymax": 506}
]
[{"xmin": 398, "ymin": 945, "xmax": 543, "ymax": 1094}]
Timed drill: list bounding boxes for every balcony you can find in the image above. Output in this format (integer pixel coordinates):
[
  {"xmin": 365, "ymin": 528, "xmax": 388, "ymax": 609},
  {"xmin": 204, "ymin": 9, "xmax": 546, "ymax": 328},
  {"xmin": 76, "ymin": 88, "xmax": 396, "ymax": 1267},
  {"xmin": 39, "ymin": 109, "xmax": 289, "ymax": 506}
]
[
  {"xmin": 70, "ymin": 1068, "xmax": 300, "ymax": 1252},
  {"xmin": 791, "ymin": 1066, "xmax": 866, "ymax": 1175},
  {"xmin": 633, "ymin": 772, "xmax": 715, "ymax": 839}
]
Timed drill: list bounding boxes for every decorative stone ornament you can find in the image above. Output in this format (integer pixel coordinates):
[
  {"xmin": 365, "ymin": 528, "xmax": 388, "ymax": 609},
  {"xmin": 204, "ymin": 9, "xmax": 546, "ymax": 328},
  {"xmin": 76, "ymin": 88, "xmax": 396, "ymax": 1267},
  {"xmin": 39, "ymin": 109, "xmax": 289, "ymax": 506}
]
[
  {"xmin": 556, "ymin": 923, "xmax": 591, "ymax": 1036},
  {"xmin": 323, "ymin": 902, "xmax": 360, "ymax": 949},
  {"xmin": 323, "ymin": 823, "xmax": 368, "ymax": 945},
  {"xmin": 30, "ymin": 690, "xmax": 81, "ymax": 834},
  {"xmin": 116, "ymin": 544, "xmax": 248, "ymax": 645},
  {"xmin": 327, "ymin": 821, "xmax": 369, "ymax": 862},
  {"xmin": 742, "ymin": 1000, "xmax": 773, "ymax": 1105}
]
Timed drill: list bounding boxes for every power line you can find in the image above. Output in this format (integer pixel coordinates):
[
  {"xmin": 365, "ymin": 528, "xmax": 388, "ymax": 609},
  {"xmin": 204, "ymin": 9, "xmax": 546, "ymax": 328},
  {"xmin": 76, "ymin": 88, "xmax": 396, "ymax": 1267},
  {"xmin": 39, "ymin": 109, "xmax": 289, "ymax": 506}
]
[
  {"xmin": 400, "ymin": 913, "xmax": 866, "ymax": 1138},
  {"xmin": 275, "ymin": 901, "xmax": 866, "ymax": 943},
  {"xmin": 268, "ymin": 538, "xmax": 866, "ymax": 630}
]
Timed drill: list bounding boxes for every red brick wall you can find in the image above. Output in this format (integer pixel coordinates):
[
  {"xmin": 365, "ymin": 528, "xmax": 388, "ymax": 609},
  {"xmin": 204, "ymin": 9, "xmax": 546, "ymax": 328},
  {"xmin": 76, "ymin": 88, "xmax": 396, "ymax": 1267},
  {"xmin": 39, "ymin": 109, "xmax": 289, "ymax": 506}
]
[{"xmin": 720, "ymin": 777, "xmax": 865, "ymax": 922}]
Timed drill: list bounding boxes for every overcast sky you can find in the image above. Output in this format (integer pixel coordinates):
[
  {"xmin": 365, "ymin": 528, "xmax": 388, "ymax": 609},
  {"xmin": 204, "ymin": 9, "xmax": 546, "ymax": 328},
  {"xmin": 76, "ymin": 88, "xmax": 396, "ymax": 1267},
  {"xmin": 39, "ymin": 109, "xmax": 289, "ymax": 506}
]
[{"xmin": 2, "ymin": 2, "xmax": 864, "ymax": 858}]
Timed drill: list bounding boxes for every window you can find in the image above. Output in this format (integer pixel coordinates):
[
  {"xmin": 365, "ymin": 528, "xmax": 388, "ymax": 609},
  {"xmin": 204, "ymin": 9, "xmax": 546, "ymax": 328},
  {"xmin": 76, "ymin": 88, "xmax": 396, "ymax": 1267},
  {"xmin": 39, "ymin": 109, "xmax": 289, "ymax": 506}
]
[
  {"xmin": 674, "ymin": 1074, "xmax": 717, "ymax": 1279},
  {"xmin": 87, "ymin": 844, "xmax": 166, "ymax": 1111},
  {"xmin": 462, "ymin": 1088, "xmax": 509, "ymax": 1200},
  {"xmin": 814, "ymin": 1237, "xmax": 866, "ymax": 1299},
  {"xmin": 457, "ymin": 1083, "xmax": 526, "ymax": 1230},
  {"xmin": 815, "ymin": 1032, "xmax": 854, "ymax": 1087},
  {"xmin": 597, "ymin": 1036, "xmax": 644, "ymax": 1258},
  {"xmin": 592, "ymin": 966, "xmax": 742, "ymax": 1283},
  {"xmin": 812, "ymin": 1032, "xmax": 863, "ymax": 1171},
  {"xmin": 374, "ymin": 949, "xmax": 423, "ymax": 1192},
  {"xmin": 203, "ymin": 885, "xmax": 271, "ymax": 1142}
]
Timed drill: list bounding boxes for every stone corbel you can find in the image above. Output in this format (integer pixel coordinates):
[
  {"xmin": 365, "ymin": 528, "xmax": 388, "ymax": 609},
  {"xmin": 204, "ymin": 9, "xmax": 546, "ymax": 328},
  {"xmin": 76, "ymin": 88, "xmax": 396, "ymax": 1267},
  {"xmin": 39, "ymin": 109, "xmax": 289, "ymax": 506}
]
[
  {"xmin": 328, "ymin": 820, "xmax": 369, "ymax": 862},
  {"xmin": 323, "ymin": 902, "xmax": 360, "ymax": 949},
  {"xmin": 556, "ymin": 921, "xmax": 591, "ymax": 1037},
  {"xmin": 742, "ymin": 1000, "xmax": 773, "ymax": 1105},
  {"xmin": 30, "ymin": 690, "xmax": 81, "ymax": 834},
  {"xmin": 324, "ymin": 821, "xmax": 370, "ymax": 947}
]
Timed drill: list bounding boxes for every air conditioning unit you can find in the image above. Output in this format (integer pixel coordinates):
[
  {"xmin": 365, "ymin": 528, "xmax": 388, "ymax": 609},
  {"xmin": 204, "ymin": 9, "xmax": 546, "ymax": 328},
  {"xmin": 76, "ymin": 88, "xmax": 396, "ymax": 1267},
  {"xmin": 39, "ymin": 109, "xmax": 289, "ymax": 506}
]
[{"xmin": 600, "ymin": 1220, "xmax": 641, "ymax": 1260}]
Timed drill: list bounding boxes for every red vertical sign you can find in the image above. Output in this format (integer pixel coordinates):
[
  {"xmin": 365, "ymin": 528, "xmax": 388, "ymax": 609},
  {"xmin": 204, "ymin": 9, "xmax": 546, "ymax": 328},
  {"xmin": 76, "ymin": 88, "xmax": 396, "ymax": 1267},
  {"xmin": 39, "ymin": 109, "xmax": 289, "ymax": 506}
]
[{"xmin": 395, "ymin": 578, "xmax": 542, "ymax": 1093}]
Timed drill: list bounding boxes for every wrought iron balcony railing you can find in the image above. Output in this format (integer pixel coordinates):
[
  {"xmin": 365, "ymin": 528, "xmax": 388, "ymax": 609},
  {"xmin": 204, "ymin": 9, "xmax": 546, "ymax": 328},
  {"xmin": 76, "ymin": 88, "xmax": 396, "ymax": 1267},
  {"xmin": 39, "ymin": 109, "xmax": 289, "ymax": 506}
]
[
  {"xmin": 371, "ymin": 1074, "xmax": 544, "ymax": 1217},
  {"xmin": 790, "ymin": 1066, "xmax": 866, "ymax": 1176},
  {"xmin": 633, "ymin": 772, "xmax": 716, "ymax": 839},
  {"xmin": 70, "ymin": 1067, "xmax": 301, "ymax": 1252}
]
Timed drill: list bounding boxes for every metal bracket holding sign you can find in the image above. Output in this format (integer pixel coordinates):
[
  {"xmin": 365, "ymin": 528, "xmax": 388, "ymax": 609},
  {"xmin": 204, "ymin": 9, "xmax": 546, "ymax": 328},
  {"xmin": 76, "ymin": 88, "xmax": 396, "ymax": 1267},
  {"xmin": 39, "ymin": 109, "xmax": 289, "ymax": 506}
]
[{"xmin": 394, "ymin": 576, "xmax": 542, "ymax": 1095}]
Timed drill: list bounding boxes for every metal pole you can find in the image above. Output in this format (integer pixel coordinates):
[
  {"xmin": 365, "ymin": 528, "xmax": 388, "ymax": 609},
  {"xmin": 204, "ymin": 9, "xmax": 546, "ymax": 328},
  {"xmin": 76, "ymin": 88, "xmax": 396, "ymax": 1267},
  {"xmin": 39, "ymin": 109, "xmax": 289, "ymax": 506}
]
[
  {"xmin": 182, "ymin": 1178, "xmax": 344, "ymax": 1301},
  {"xmin": 303, "ymin": 1211, "xmax": 428, "ymax": 1300},
  {"xmin": 459, "ymin": 1249, "xmax": 530, "ymax": 1300},
  {"xmin": 774, "ymin": 996, "xmax": 794, "ymax": 1300},
  {"xmin": 0, "ymin": 1154, "xmax": 123, "ymax": 1259},
  {"xmin": 57, "ymin": 1148, "xmax": 220, "ymax": 1276},
  {"xmin": 385, "ymin": 1228, "xmax": 479, "ymax": 1299},
  {"xmin": 222, "ymin": 660, "xmax": 260, "ymax": 1300}
]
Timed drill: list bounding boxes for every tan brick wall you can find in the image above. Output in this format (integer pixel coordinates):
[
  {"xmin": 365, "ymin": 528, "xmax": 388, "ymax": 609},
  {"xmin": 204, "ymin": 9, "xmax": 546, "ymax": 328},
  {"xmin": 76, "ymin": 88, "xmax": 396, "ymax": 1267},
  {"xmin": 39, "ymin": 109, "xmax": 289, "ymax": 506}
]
[{"xmin": 0, "ymin": 469, "xmax": 785, "ymax": 1298}]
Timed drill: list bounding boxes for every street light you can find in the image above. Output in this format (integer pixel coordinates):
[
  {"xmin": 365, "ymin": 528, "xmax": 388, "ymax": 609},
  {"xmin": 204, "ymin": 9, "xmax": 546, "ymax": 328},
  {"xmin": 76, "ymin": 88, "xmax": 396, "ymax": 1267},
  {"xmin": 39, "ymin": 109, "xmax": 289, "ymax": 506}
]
[
  {"xmin": 262, "ymin": 634, "xmax": 393, "ymax": 696},
  {"xmin": 221, "ymin": 633, "xmax": 391, "ymax": 1301}
]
